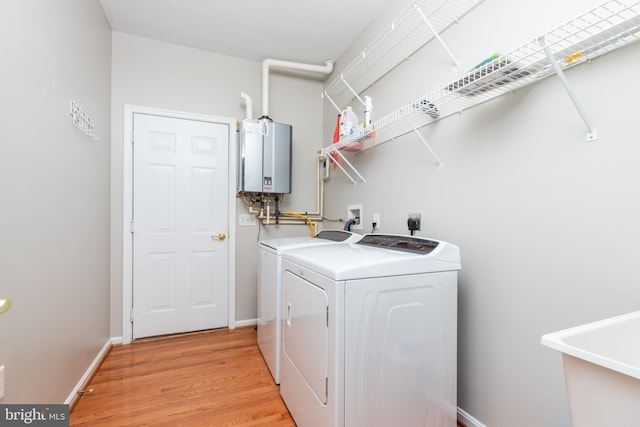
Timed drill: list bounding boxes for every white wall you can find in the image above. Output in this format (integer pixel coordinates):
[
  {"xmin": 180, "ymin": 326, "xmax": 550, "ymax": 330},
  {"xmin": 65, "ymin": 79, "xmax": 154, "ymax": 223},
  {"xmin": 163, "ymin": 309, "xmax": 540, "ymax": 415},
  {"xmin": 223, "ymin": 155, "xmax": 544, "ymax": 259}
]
[
  {"xmin": 322, "ymin": 0, "xmax": 640, "ymax": 425},
  {"xmin": 110, "ymin": 33, "xmax": 325, "ymax": 335},
  {"xmin": 0, "ymin": 0, "xmax": 111, "ymax": 403}
]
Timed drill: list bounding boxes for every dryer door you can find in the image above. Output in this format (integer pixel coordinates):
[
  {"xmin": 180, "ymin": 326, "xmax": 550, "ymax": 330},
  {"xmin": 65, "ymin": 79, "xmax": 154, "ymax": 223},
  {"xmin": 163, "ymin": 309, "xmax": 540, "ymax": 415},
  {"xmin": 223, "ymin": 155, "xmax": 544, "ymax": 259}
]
[{"xmin": 282, "ymin": 270, "xmax": 328, "ymax": 404}]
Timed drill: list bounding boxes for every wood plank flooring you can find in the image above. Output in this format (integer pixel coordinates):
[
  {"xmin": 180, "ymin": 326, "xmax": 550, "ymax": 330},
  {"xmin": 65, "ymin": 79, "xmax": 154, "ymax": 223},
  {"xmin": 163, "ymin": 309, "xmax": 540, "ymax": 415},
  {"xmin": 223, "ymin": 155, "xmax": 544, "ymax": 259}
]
[
  {"xmin": 70, "ymin": 327, "xmax": 294, "ymax": 426},
  {"xmin": 71, "ymin": 326, "xmax": 464, "ymax": 426}
]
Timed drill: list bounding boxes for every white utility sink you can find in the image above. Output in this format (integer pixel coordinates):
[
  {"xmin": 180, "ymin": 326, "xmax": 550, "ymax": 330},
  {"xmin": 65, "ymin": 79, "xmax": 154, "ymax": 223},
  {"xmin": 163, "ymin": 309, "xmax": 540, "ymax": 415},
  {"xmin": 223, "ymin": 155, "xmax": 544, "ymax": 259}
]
[{"xmin": 542, "ymin": 311, "xmax": 640, "ymax": 427}]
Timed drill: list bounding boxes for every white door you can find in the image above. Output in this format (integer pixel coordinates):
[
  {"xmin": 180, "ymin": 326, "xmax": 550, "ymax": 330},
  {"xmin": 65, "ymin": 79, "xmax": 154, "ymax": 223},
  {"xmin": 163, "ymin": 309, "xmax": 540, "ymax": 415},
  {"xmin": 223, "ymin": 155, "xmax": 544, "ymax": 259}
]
[{"xmin": 132, "ymin": 113, "xmax": 229, "ymax": 339}]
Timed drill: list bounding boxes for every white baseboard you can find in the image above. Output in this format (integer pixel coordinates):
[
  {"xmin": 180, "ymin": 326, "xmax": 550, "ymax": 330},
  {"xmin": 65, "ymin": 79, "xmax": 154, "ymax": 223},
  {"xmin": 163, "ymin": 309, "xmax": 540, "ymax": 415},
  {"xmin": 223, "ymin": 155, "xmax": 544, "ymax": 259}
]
[
  {"xmin": 235, "ymin": 318, "xmax": 257, "ymax": 328},
  {"xmin": 458, "ymin": 407, "xmax": 488, "ymax": 427},
  {"xmin": 65, "ymin": 339, "xmax": 112, "ymax": 405},
  {"xmin": 111, "ymin": 336, "xmax": 123, "ymax": 345}
]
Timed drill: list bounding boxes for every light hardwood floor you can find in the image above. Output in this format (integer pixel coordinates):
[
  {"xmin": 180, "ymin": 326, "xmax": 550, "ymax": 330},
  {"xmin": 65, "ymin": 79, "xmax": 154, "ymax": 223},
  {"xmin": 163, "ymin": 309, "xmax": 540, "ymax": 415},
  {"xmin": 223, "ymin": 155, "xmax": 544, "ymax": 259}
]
[
  {"xmin": 70, "ymin": 327, "xmax": 294, "ymax": 426},
  {"xmin": 71, "ymin": 326, "xmax": 464, "ymax": 427}
]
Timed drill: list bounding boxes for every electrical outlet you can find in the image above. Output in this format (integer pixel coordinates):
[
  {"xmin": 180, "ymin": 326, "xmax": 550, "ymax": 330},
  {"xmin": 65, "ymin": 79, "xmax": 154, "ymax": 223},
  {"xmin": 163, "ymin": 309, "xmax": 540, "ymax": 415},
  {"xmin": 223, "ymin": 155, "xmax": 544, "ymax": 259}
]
[
  {"xmin": 347, "ymin": 204, "xmax": 363, "ymax": 230},
  {"xmin": 408, "ymin": 213, "xmax": 421, "ymax": 233},
  {"xmin": 239, "ymin": 213, "xmax": 257, "ymax": 226},
  {"xmin": 0, "ymin": 365, "xmax": 5, "ymax": 400},
  {"xmin": 372, "ymin": 213, "xmax": 380, "ymax": 229}
]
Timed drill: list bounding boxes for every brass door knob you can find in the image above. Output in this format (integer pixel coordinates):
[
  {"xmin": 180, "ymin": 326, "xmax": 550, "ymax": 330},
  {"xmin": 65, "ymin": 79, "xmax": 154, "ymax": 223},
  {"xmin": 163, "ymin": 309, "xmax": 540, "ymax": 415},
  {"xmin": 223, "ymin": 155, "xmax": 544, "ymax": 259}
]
[{"xmin": 212, "ymin": 233, "xmax": 226, "ymax": 241}]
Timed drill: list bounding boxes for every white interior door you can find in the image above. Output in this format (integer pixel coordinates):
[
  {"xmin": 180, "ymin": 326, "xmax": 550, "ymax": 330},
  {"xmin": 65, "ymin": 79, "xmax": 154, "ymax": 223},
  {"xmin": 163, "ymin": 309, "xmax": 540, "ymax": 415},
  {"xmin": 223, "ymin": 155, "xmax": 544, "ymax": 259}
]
[{"xmin": 132, "ymin": 113, "xmax": 229, "ymax": 339}]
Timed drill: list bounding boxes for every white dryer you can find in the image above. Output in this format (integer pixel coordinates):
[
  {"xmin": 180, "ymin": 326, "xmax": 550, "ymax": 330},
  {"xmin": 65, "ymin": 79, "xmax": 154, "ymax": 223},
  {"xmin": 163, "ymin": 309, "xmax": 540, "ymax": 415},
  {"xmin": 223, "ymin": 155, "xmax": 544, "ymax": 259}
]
[
  {"xmin": 257, "ymin": 229, "xmax": 362, "ymax": 384},
  {"xmin": 280, "ymin": 234, "xmax": 461, "ymax": 427}
]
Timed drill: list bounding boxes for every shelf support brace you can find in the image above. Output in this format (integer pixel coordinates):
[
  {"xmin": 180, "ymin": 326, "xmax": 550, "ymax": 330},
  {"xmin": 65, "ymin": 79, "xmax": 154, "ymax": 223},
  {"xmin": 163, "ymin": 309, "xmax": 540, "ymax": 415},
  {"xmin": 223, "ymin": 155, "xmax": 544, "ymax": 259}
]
[
  {"xmin": 539, "ymin": 36, "xmax": 597, "ymax": 142},
  {"xmin": 340, "ymin": 75, "xmax": 365, "ymax": 106},
  {"xmin": 325, "ymin": 148, "xmax": 366, "ymax": 184},
  {"xmin": 405, "ymin": 116, "xmax": 444, "ymax": 170},
  {"xmin": 323, "ymin": 90, "xmax": 342, "ymax": 114},
  {"xmin": 414, "ymin": 4, "xmax": 460, "ymax": 72}
]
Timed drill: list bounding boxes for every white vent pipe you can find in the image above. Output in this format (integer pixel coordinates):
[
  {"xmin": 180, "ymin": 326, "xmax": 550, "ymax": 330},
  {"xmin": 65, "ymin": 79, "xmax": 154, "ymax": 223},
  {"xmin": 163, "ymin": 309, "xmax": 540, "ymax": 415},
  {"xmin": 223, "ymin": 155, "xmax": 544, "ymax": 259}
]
[
  {"xmin": 261, "ymin": 58, "xmax": 335, "ymax": 119},
  {"xmin": 240, "ymin": 92, "xmax": 254, "ymax": 119}
]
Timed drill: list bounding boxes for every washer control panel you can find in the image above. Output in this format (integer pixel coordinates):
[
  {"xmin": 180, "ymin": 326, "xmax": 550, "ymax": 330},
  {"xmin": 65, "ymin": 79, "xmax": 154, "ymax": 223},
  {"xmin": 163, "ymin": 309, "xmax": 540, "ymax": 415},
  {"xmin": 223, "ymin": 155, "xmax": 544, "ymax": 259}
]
[
  {"xmin": 315, "ymin": 230, "xmax": 356, "ymax": 242},
  {"xmin": 356, "ymin": 234, "xmax": 439, "ymax": 254}
]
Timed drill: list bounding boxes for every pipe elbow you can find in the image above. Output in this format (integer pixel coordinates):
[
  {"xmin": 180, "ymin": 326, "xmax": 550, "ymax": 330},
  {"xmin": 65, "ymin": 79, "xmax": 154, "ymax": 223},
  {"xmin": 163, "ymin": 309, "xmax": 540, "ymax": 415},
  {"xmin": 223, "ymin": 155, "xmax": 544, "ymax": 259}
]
[
  {"xmin": 240, "ymin": 92, "xmax": 253, "ymax": 104},
  {"xmin": 240, "ymin": 92, "xmax": 254, "ymax": 119},
  {"xmin": 261, "ymin": 58, "xmax": 335, "ymax": 118},
  {"xmin": 262, "ymin": 58, "xmax": 277, "ymax": 73},
  {"xmin": 322, "ymin": 59, "xmax": 335, "ymax": 74}
]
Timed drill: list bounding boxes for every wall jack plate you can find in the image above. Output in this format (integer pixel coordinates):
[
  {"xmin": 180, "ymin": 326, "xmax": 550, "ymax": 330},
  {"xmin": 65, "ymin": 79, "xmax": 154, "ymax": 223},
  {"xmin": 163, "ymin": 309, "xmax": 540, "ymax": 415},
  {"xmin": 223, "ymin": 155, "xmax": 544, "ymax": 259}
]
[
  {"xmin": 347, "ymin": 204, "xmax": 363, "ymax": 230},
  {"xmin": 239, "ymin": 213, "xmax": 257, "ymax": 226}
]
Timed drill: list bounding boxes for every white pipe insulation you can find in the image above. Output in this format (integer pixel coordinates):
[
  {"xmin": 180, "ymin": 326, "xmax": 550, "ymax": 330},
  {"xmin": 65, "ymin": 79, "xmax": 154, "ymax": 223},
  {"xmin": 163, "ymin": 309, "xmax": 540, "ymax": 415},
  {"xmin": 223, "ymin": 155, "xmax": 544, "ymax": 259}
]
[
  {"xmin": 261, "ymin": 58, "xmax": 335, "ymax": 119},
  {"xmin": 240, "ymin": 92, "xmax": 253, "ymax": 119}
]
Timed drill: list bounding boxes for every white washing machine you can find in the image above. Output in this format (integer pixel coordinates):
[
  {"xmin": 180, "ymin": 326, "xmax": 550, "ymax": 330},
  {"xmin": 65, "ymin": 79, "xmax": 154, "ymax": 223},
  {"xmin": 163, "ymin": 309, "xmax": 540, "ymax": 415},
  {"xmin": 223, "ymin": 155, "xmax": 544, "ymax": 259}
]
[
  {"xmin": 280, "ymin": 234, "xmax": 461, "ymax": 427},
  {"xmin": 257, "ymin": 229, "xmax": 362, "ymax": 384}
]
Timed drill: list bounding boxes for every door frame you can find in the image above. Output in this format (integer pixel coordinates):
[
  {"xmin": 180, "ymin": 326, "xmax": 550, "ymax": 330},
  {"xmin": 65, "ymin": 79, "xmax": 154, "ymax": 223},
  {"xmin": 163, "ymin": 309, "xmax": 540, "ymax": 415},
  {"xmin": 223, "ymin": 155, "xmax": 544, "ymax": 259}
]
[{"xmin": 122, "ymin": 104, "xmax": 237, "ymax": 345}]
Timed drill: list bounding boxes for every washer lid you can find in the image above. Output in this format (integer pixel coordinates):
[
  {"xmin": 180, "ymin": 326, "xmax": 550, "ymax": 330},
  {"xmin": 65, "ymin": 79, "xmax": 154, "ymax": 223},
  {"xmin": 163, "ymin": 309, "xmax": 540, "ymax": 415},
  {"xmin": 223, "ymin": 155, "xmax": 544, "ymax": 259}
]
[
  {"xmin": 259, "ymin": 229, "xmax": 361, "ymax": 254},
  {"xmin": 282, "ymin": 234, "xmax": 461, "ymax": 280}
]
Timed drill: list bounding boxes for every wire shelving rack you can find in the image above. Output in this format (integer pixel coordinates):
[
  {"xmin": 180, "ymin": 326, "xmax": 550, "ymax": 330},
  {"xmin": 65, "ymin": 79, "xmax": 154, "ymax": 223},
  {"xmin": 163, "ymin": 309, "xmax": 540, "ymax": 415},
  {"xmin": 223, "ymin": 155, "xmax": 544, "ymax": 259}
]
[{"xmin": 322, "ymin": 0, "xmax": 640, "ymax": 183}]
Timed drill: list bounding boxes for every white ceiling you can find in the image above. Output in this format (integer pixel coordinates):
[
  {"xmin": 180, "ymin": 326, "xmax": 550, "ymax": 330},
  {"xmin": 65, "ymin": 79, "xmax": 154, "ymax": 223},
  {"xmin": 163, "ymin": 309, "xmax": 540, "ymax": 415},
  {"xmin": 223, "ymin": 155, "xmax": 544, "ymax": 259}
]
[{"xmin": 99, "ymin": 0, "xmax": 389, "ymax": 64}]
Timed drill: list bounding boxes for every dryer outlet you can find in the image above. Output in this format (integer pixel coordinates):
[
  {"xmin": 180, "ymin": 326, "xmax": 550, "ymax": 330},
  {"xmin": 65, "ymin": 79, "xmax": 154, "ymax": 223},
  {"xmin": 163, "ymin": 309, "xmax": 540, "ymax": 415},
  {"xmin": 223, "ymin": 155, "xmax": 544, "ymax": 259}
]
[
  {"xmin": 347, "ymin": 204, "xmax": 363, "ymax": 230},
  {"xmin": 408, "ymin": 213, "xmax": 421, "ymax": 232}
]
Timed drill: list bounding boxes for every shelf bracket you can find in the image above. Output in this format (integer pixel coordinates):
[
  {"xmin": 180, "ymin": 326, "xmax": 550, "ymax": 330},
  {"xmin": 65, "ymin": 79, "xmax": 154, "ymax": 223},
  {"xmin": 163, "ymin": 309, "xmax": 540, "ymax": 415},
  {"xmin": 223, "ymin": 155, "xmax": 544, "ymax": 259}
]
[
  {"xmin": 405, "ymin": 116, "xmax": 444, "ymax": 170},
  {"xmin": 414, "ymin": 4, "xmax": 460, "ymax": 72},
  {"xmin": 340, "ymin": 75, "xmax": 365, "ymax": 106},
  {"xmin": 325, "ymin": 148, "xmax": 367, "ymax": 184},
  {"xmin": 538, "ymin": 36, "xmax": 597, "ymax": 142},
  {"xmin": 323, "ymin": 90, "xmax": 342, "ymax": 114}
]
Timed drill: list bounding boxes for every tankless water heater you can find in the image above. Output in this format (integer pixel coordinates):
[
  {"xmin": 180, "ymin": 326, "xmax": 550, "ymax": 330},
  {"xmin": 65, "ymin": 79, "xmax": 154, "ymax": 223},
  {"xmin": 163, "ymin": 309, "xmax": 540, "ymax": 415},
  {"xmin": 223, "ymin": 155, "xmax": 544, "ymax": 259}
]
[{"xmin": 238, "ymin": 118, "xmax": 292, "ymax": 194}]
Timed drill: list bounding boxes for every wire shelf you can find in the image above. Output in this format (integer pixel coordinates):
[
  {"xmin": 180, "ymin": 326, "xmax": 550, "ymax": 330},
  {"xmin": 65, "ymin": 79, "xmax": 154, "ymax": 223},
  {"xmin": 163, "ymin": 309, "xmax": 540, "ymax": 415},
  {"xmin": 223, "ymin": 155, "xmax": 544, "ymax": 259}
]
[
  {"xmin": 323, "ymin": 0, "xmax": 485, "ymax": 109},
  {"xmin": 323, "ymin": 0, "xmax": 640, "ymax": 157}
]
